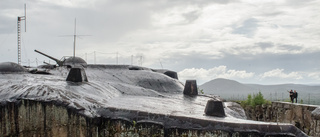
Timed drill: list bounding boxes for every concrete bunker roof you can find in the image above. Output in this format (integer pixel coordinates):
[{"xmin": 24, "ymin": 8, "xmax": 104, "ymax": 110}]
[{"xmin": 0, "ymin": 62, "xmax": 27, "ymax": 73}]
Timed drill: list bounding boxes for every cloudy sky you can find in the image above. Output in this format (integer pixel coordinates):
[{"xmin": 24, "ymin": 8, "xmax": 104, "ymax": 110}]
[{"xmin": 1, "ymin": 0, "xmax": 320, "ymax": 85}]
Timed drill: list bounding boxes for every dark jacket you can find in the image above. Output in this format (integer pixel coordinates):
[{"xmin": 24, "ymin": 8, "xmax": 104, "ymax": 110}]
[
  {"xmin": 293, "ymin": 92, "xmax": 298, "ymax": 98},
  {"xmin": 289, "ymin": 91, "xmax": 293, "ymax": 97}
]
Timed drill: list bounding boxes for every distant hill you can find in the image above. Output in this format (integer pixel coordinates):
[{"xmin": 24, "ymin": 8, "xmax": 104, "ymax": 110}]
[
  {"xmin": 199, "ymin": 78, "xmax": 255, "ymax": 97},
  {"xmin": 199, "ymin": 78, "xmax": 320, "ymax": 104}
]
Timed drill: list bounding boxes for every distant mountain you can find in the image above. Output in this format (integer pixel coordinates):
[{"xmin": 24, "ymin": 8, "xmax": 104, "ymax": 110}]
[
  {"xmin": 199, "ymin": 78, "xmax": 320, "ymax": 102},
  {"xmin": 199, "ymin": 78, "xmax": 255, "ymax": 96}
]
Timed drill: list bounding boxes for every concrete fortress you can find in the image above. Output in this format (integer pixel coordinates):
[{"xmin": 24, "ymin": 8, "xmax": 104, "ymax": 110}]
[{"xmin": 0, "ymin": 62, "xmax": 308, "ymax": 136}]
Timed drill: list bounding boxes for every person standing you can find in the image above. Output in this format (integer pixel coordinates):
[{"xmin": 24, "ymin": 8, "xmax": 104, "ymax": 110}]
[
  {"xmin": 288, "ymin": 90, "xmax": 294, "ymax": 103},
  {"xmin": 293, "ymin": 90, "xmax": 298, "ymax": 103}
]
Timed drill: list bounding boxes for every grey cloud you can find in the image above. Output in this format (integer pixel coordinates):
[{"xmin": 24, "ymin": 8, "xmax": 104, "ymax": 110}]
[
  {"xmin": 0, "ymin": 0, "xmax": 23, "ymax": 10},
  {"xmin": 0, "ymin": 1, "xmax": 25, "ymax": 34},
  {"xmin": 164, "ymin": 0, "xmax": 237, "ymax": 7},
  {"xmin": 1, "ymin": 0, "xmax": 236, "ymax": 43},
  {"xmin": 285, "ymin": 0, "xmax": 317, "ymax": 7},
  {"xmin": 227, "ymin": 52, "xmax": 320, "ymax": 73},
  {"xmin": 1, "ymin": 0, "xmax": 319, "ymax": 85},
  {"xmin": 232, "ymin": 18, "xmax": 259, "ymax": 37},
  {"xmin": 256, "ymin": 42, "xmax": 274, "ymax": 50},
  {"xmin": 261, "ymin": 11, "xmax": 283, "ymax": 17},
  {"xmin": 279, "ymin": 44, "xmax": 303, "ymax": 51},
  {"xmin": 153, "ymin": 50, "xmax": 320, "ymax": 76},
  {"xmin": 0, "ymin": 15, "xmax": 17, "ymax": 34},
  {"xmin": 182, "ymin": 11, "xmax": 202, "ymax": 24}
]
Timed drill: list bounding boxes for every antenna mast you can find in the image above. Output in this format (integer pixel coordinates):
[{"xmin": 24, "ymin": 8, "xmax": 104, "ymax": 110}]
[
  {"xmin": 60, "ymin": 18, "xmax": 90, "ymax": 62},
  {"xmin": 73, "ymin": 18, "xmax": 76, "ymax": 58},
  {"xmin": 17, "ymin": 4, "xmax": 27, "ymax": 65}
]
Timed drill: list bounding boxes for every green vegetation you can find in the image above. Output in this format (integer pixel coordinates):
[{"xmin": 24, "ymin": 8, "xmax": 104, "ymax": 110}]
[
  {"xmin": 240, "ymin": 92, "xmax": 271, "ymax": 107},
  {"xmin": 132, "ymin": 120, "xmax": 136, "ymax": 127},
  {"xmin": 198, "ymin": 88, "xmax": 204, "ymax": 94}
]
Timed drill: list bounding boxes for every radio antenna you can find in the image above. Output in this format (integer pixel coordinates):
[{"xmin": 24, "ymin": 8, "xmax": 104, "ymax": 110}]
[
  {"xmin": 17, "ymin": 4, "xmax": 27, "ymax": 65},
  {"xmin": 24, "ymin": 4, "xmax": 27, "ymax": 32},
  {"xmin": 73, "ymin": 18, "xmax": 76, "ymax": 58},
  {"xmin": 59, "ymin": 18, "xmax": 90, "ymax": 59}
]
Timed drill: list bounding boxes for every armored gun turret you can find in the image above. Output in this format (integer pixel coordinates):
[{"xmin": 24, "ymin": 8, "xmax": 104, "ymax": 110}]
[
  {"xmin": 34, "ymin": 50, "xmax": 87, "ymax": 67},
  {"xmin": 34, "ymin": 50, "xmax": 64, "ymax": 66}
]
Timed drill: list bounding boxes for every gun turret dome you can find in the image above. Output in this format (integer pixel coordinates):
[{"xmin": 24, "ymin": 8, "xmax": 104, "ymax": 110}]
[
  {"xmin": 34, "ymin": 50, "xmax": 87, "ymax": 67},
  {"xmin": 63, "ymin": 57, "xmax": 87, "ymax": 67},
  {"xmin": 0, "ymin": 62, "xmax": 27, "ymax": 73}
]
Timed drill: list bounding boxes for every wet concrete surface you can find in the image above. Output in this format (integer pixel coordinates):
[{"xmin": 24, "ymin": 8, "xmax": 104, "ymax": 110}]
[{"xmin": 0, "ymin": 63, "xmax": 308, "ymax": 136}]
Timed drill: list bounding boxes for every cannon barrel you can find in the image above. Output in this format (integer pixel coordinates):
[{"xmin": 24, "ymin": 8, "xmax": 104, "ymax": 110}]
[{"xmin": 34, "ymin": 50, "xmax": 64, "ymax": 66}]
